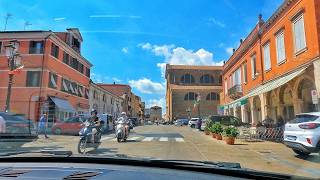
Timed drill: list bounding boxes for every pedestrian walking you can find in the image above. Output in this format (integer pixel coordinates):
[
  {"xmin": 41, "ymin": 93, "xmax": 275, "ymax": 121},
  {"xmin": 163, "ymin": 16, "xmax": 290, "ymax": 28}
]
[
  {"xmin": 0, "ymin": 115, "xmax": 6, "ymax": 134},
  {"xmin": 38, "ymin": 113, "xmax": 49, "ymax": 138}
]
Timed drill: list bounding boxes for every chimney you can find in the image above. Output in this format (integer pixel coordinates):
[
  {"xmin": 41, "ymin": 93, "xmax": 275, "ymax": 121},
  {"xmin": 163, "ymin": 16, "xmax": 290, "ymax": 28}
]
[
  {"xmin": 240, "ymin": 39, "xmax": 243, "ymax": 44},
  {"xmin": 233, "ymin": 48, "xmax": 235, "ymax": 53},
  {"xmin": 113, "ymin": 81, "xmax": 116, "ymax": 84}
]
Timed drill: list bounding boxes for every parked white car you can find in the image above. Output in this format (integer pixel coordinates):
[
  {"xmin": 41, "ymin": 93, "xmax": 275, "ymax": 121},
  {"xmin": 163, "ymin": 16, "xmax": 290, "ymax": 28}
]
[
  {"xmin": 188, "ymin": 118, "xmax": 200, "ymax": 128},
  {"xmin": 284, "ymin": 112, "xmax": 320, "ymax": 156}
]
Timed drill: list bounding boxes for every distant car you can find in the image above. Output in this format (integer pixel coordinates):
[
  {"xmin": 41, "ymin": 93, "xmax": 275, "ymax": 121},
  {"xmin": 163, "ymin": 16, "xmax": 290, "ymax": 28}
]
[
  {"xmin": 0, "ymin": 112, "xmax": 37, "ymax": 137},
  {"xmin": 52, "ymin": 116, "xmax": 88, "ymax": 135},
  {"xmin": 284, "ymin": 112, "xmax": 320, "ymax": 156},
  {"xmin": 200, "ymin": 119, "xmax": 207, "ymax": 131},
  {"xmin": 128, "ymin": 117, "xmax": 138, "ymax": 126},
  {"xmin": 175, "ymin": 119, "xmax": 188, "ymax": 126},
  {"xmin": 188, "ymin": 118, "xmax": 200, "ymax": 128}
]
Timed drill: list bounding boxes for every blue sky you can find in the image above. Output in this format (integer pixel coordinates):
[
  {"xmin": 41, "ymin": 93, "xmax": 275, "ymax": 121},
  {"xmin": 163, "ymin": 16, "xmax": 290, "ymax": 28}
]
[{"xmin": 1, "ymin": 0, "xmax": 283, "ymax": 111}]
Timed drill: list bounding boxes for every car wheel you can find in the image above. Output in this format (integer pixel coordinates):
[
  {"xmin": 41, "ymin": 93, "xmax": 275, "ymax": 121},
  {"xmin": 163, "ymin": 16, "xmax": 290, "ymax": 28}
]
[
  {"xmin": 54, "ymin": 128, "xmax": 62, "ymax": 135},
  {"xmin": 293, "ymin": 149, "xmax": 310, "ymax": 156}
]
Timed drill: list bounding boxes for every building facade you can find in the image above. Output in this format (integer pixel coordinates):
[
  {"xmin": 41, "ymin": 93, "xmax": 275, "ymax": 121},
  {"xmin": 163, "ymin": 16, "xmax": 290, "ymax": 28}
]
[
  {"xmin": 221, "ymin": 0, "xmax": 320, "ymax": 125},
  {"xmin": 165, "ymin": 65, "xmax": 223, "ymax": 120},
  {"xmin": 89, "ymin": 81, "xmax": 123, "ymax": 118},
  {"xmin": 150, "ymin": 106, "xmax": 162, "ymax": 122},
  {"xmin": 0, "ymin": 28, "xmax": 92, "ymax": 125}
]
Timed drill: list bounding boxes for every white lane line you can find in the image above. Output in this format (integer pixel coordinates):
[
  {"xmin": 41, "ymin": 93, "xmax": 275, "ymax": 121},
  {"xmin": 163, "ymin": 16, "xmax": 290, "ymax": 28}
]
[
  {"xmin": 128, "ymin": 137, "xmax": 140, "ymax": 141},
  {"xmin": 101, "ymin": 136, "xmax": 113, "ymax": 141},
  {"xmin": 159, "ymin": 137, "xmax": 168, "ymax": 141},
  {"xmin": 175, "ymin": 138, "xmax": 184, "ymax": 142},
  {"xmin": 142, "ymin": 137, "xmax": 154, "ymax": 142}
]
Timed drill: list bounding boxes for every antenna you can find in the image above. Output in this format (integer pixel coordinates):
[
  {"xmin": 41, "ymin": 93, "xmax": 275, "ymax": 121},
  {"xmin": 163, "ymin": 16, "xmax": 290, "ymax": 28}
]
[
  {"xmin": 4, "ymin": 13, "xmax": 12, "ymax": 31},
  {"xmin": 24, "ymin": 21, "xmax": 32, "ymax": 30}
]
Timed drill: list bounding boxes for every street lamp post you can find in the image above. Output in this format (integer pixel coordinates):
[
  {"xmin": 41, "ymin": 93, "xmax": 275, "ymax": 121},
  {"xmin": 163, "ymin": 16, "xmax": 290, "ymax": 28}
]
[
  {"xmin": 4, "ymin": 40, "xmax": 21, "ymax": 112},
  {"xmin": 197, "ymin": 94, "xmax": 201, "ymax": 119},
  {"xmin": 186, "ymin": 107, "xmax": 191, "ymax": 120}
]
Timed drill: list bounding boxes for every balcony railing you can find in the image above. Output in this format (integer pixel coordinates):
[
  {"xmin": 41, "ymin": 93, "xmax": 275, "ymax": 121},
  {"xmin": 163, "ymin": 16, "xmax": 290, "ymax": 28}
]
[{"xmin": 228, "ymin": 85, "xmax": 243, "ymax": 99}]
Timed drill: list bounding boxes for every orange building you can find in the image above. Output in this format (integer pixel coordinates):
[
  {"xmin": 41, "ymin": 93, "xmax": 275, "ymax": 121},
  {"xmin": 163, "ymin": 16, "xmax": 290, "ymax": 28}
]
[
  {"xmin": 0, "ymin": 28, "xmax": 92, "ymax": 125},
  {"xmin": 221, "ymin": 0, "xmax": 320, "ymax": 125}
]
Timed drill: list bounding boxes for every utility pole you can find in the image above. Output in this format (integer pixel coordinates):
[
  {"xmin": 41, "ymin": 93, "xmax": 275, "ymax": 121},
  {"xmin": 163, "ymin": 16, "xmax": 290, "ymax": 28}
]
[
  {"xmin": 4, "ymin": 13, "xmax": 12, "ymax": 31},
  {"xmin": 4, "ymin": 40, "xmax": 21, "ymax": 112},
  {"xmin": 24, "ymin": 21, "xmax": 32, "ymax": 30}
]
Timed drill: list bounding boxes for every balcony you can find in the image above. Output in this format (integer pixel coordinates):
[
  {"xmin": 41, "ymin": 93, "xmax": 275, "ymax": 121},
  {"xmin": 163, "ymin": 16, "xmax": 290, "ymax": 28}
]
[{"xmin": 228, "ymin": 85, "xmax": 243, "ymax": 99}]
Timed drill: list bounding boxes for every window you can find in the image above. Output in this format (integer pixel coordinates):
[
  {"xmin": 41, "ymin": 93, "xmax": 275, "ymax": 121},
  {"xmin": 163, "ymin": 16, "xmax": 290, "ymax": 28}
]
[
  {"xmin": 251, "ymin": 54, "xmax": 257, "ymax": 79},
  {"xmin": 48, "ymin": 72, "xmax": 58, "ymax": 89},
  {"xmin": 78, "ymin": 86, "xmax": 84, "ymax": 97},
  {"xmin": 85, "ymin": 67, "xmax": 90, "ymax": 78},
  {"xmin": 102, "ymin": 94, "xmax": 106, "ymax": 101},
  {"xmin": 0, "ymin": 41, "xmax": 2, "ymax": 53},
  {"xmin": 276, "ymin": 31, "xmax": 286, "ymax": 64},
  {"xmin": 206, "ymin": 92, "xmax": 219, "ymax": 101},
  {"xmin": 93, "ymin": 90, "xmax": 97, "ymax": 99},
  {"xmin": 293, "ymin": 13, "xmax": 306, "ymax": 53},
  {"xmin": 263, "ymin": 42, "xmax": 271, "ymax": 71},
  {"xmin": 200, "ymin": 74, "xmax": 214, "ymax": 83},
  {"xmin": 63, "ymin": 52, "xmax": 70, "ymax": 65},
  {"xmin": 71, "ymin": 58, "xmax": 79, "ymax": 70},
  {"xmin": 181, "ymin": 74, "xmax": 195, "ymax": 84},
  {"xmin": 78, "ymin": 63, "xmax": 84, "ymax": 73},
  {"xmin": 219, "ymin": 75, "xmax": 222, "ymax": 84},
  {"xmin": 232, "ymin": 68, "xmax": 241, "ymax": 87},
  {"xmin": 51, "ymin": 43, "xmax": 59, "ymax": 58},
  {"xmin": 26, "ymin": 71, "xmax": 40, "ymax": 87},
  {"xmin": 243, "ymin": 63, "xmax": 247, "ymax": 83},
  {"xmin": 61, "ymin": 78, "xmax": 70, "ymax": 92},
  {"xmin": 184, "ymin": 92, "xmax": 198, "ymax": 101},
  {"xmin": 85, "ymin": 88, "xmax": 89, "ymax": 99},
  {"xmin": 29, "ymin": 41, "xmax": 44, "ymax": 54}
]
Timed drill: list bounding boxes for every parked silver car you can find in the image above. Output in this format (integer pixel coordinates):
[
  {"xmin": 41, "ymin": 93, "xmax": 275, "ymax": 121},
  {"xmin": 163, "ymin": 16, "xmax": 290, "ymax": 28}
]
[
  {"xmin": 284, "ymin": 112, "xmax": 320, "ymax": 156},
  {"xmin": 188, "ymin": 118, "xmax": 200, "ymax": 128}
]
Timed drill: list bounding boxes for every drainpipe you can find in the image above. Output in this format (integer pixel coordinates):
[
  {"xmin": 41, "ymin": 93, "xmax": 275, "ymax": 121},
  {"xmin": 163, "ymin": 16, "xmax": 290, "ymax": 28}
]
[{"xmin": 258, "ymin": 14, "xmax": 265, "ymax": 83}]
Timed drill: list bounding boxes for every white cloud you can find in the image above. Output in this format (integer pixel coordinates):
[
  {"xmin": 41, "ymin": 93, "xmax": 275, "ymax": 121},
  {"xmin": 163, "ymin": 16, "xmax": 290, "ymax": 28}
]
[
  {"xmin": 112, "ymin": 77, "xmax": 122, "ymax": 83},
  {"xmin": 91, "ymin": 73, "xmax": 110, "ymax": 83},
  {"xmin": 139, "ymin": 43, "xmax": 223, "ymax": 66},
  {"xmin": 226, "ymin": 47, "xmax": 234, "ymax": 56},
  {"xmin": 157, "ymin": 63, "xmax": 167, "ymax": 78},
  {"xmin": 208, "ymin": 17, "xmax": 226, "ymax": 28},
  {"xmin": 129, "ymin": 78, "xmax": 165, "ymax": 94},
  {"xmin": 53, "ymin": 17, "xmax": 66, "ymax": 21},
  {"xmin": 121, "ymin": 47, "xmax": 128, "ymax": 54}
]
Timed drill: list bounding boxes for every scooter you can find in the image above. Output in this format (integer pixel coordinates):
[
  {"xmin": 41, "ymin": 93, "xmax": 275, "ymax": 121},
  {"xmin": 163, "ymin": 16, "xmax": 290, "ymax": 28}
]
[
  {"xmin": 77, "ymin": 121, "xmax": 103, "ymax": 154},
  {"xmin": 115, "ymin": 121, "xmax": 128, "ymax": 143}
]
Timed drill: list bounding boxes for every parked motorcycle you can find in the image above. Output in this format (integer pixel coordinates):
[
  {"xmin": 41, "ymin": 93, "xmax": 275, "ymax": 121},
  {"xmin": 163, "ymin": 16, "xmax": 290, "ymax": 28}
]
[
  {"xmin": 115, "ymin": 121, "xmax": 128, "ymax": 143},
  {"xmin": 77, "ymin": 120, "xmax": 103, "ymax": 154}
]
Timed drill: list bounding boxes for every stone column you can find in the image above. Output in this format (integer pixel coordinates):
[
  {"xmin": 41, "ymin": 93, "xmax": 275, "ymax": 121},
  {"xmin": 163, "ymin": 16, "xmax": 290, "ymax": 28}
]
[
  {"xmin": 259, "ymin": 93, "xmax": 267, "ymax": 121},
  {"xmin": 293, "ymin": 98, "xmax": 303, "ymax": 114},
  {"xmin": 233, "ymin": 106, "xmax": 237, "ymax": 118},
  {"xmin": 249, "ymin": 97, "xmax": 256, "ymax": 125},
  {"xmin": 241, "ymin": 105, "xmax": 248, "ymax": 123},
  {"xmin": 313, "ymin": 59, "xmax": 320, "ymax": 111}
]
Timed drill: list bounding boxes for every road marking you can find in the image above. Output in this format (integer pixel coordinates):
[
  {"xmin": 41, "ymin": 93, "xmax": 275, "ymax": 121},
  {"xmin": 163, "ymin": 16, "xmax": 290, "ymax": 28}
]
[
  {"xmin": 142, "ymin": 137, "xmax": 154, "ymax": 141},
  {"xmin": 101, "ymin": 136, "xmax": 113, "ymax": 141},
  {"xmin": 159, "ymin": 137, "xmax": 168, "ymax": 141},
  {"xmin": 175, "ymin": 138, "xmax": 184, "ymax": 142},
  {"xmin": 128, "ymin": 137, "xmax": 140, "ymax": 141}
]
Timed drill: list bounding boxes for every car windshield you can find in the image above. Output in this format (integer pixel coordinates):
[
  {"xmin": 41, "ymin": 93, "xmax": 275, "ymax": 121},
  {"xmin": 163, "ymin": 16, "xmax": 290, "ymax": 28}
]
[
  {"xmin": 1, "ymin": 0, "xmax": 320, "ymax": 179},
  {"xmin": 289, "ymin": 115, "xmax": 319, "ymax": 124}
]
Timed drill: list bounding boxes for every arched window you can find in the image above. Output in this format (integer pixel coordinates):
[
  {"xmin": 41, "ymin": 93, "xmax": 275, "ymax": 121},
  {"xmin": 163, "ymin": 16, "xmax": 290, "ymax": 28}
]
[
  {"xmin": 206, "ymin": 92, "xmax": 220, "ymax": 101},
  {"xmin": 181, "ymin": 74, "xmax": 195, "ymax": 84},
  {"xmin": 219, "ymin": 75, "xmax": 222, "ymax": 83},
  {"xmin": 184, "ymin": 92, "xmax": 198, "ymax": 101},
  {"xmin": 200, "ymin": 74, "xmax": 214, "ymax": 83}
]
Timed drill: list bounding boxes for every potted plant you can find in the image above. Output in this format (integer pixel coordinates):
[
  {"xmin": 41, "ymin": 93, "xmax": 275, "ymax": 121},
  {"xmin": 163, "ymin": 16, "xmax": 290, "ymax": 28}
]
[
  {"xmin": 209, "ymin": 125, "xmax": 216, "ymax": 138},
  {"xmin": 212, "ymin": 123, "xmax": 223, "ymax": 140},
  {"xmin": 223, "ymin": 126, "xmax": 239, "ymax": 145},
  {"xmin": 204, "ymin": 126, "xmax": 210, "ymax": 135}
]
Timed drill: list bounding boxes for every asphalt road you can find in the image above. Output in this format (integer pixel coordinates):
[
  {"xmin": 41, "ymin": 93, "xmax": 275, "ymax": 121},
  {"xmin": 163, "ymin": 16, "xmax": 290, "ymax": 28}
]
[{"xmin": 1, "ymin": 125, "xmax": 320, "ymax": 178}]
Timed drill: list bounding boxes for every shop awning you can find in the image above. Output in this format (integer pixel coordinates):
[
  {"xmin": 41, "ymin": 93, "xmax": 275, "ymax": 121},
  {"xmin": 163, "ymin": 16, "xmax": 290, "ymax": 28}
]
[
  {"xmin": 224, "ymin": 65, "xmax": 308, "ymax": 108},
  {"xmin": 49, "ymin": 96, "xmax": 76, "ymax": 112}
]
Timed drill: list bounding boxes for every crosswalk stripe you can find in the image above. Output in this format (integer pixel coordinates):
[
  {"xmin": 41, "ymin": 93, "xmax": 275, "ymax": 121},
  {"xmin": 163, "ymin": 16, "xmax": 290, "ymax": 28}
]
[
  {"xmin": 175, "ymin": 138, "xmax": 184, "ymax": 142},
  {"xmin": 142, "ymin": 137, "xmax": 154, "ymax": 141},
  {"xmin": 101, "ymin": 136, "xmax": 113, "ymax": 141},
  {"xmin": 159, "ymin": 137, "xmax": 168, "ymax": 141},
  {"xmin": 128, "ymin": 137, "xmax": 140, "ymax": 141}
]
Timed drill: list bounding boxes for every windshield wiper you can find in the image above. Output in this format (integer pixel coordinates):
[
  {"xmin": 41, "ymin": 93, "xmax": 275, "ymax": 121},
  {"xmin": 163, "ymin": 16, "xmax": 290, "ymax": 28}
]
[
  {"xmin": 149, "ymin": 159, "xmax": 241, "ymax": 169},
  {"xmin": 0, "ymin": 150, "xmax": 72, "ymax": 157}
]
